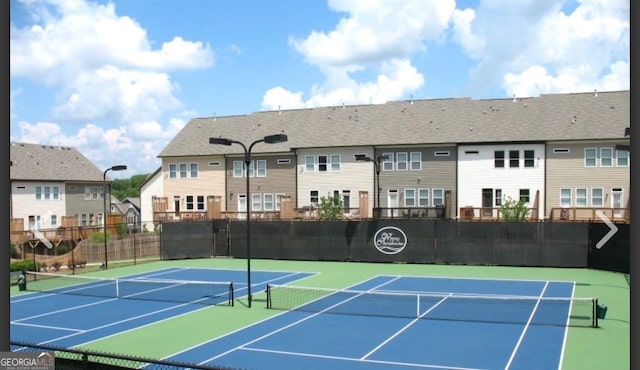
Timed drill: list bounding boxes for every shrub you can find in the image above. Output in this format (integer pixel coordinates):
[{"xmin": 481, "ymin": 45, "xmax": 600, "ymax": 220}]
[
  {"xmin": 10, "ymin": 259, "xmax": 41, "ymax": 272},
  {"xmin": 317, "ymin": 195, "xmax": 345, "ymax": 220},
  {"xmin": 500, "ymin": 196, "xmax": 530, "ymax": 221}
]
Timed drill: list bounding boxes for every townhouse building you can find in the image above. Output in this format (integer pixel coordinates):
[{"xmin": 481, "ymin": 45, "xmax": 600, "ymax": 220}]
[
  {"xmin": 9, "ymin": 142, "xmax": 127, "ymax": 246},
  {"xmin": 155, "ymin": 90, "xmax": 630, "ymax": 224}
]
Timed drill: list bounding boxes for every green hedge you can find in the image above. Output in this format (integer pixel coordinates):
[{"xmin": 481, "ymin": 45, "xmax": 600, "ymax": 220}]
[{"xmin": 10, "ymin": 259, "xmax": 42, "ymax": 272}]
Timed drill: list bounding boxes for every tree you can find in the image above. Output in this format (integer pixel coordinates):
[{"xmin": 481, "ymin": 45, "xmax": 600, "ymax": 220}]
[
  {"xmin": 499, "ymin": 196, "xmax": 530, "ymax": 221},
  {"xmin": 317, "ymin": 195, "xmax": 344, "ymax": 220}
]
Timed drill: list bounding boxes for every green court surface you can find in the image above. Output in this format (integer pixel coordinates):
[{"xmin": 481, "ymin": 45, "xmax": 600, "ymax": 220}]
[{"xmin": 11, "ymin": 258, "xmax": 630, "ymax": 369}]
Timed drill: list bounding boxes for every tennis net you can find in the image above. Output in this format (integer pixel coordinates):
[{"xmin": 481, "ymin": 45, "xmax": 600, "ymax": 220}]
[
  {"xmin": 25, "ymin": 271, "xmax": 234, "ymax": 306},
  {"xmin": 266, "ymin": 284, "xmax": 598, "ymax": 327}
]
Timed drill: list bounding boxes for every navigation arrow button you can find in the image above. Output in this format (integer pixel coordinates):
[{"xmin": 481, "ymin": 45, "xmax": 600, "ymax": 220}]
[{"xmin": 596, "ymin": 210, "xmax": 618, "ymax": 249}]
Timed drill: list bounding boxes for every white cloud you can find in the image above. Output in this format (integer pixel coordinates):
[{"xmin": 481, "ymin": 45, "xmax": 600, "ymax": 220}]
[
  {"xmin": 291, "ymin": 0, "xmax": 455, "ymax": 67},
  {"xmin": 266, "ymin": 0, "xmax": 450, "ymax": 110},
  {"xmin": 51, "ymin": 66, "xmax": 181, "ymax": 122},
  {"xmin": 261, "ymin": 87, "xmax": 306, "ymax": 111},
  {"xmin": 455, "ymin": 0, "xmax": 629, "ymax": 96},
  {"xmin": 11, "ymin": 0, "xmax": 211, "ymax": 124}
]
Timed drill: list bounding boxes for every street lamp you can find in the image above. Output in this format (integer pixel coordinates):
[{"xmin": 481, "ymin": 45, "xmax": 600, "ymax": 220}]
[
  {"xmin": 209, "ymin": 133, "xmax": 288, "ymax": 307},
  {"xmin": 103, "ymin": 165, "xmax": 127, "ymax": 269},
  {"xmin": 355, "ymin": 154, "xmax": 389, "ymax": 218}
]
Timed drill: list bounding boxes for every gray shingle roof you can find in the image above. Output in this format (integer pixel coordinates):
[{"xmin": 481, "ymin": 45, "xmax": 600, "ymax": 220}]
[
  {"xmin": 10, "ymin": 142, "xmax": 106, "ymax": 182},
  {"xmin": 158, "ymin": 90, "xmax": 629, "ymax": 157}
]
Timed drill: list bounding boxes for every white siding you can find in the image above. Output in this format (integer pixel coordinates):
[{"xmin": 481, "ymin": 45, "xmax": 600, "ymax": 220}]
[
  {"xmin": 11, "ymin": 181, "xmax": 66, "ymax": 229},
  {"xmin": 140, "ymin": 171, "xmax": 163, "ymax": 232},
  {"xmin": 457, "ymin": 144, "xmax": 545, "ymax": 219}
]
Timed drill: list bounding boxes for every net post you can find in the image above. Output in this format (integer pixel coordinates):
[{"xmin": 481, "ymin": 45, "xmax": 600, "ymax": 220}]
[
  {"xmin": 593, "ymin": 298, "xmax": 598, "ymax": 328},
  {"xmin": 266, "ymin": 284, "xmax": 271, "ymax": 309},
  {"xmin": 229, "ymin": 283, "xmax": 234, "ymax": 307}
]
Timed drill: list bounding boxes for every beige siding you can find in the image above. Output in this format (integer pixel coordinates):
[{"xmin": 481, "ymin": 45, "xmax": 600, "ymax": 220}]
[
  {"xmin": 546, "ymin": 141, "xmax": 630, "ymax": 215},
  {"xmin": 297, "ymin": 148, "xmax": 372, "ymax": 209},
  {"xmin": 162, "ymin": 156, "xmax": 226, "ymax": 211}
]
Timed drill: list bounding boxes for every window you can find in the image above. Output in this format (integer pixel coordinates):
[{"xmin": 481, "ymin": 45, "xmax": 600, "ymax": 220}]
[
  {"xmin": 331, "ymin": 154, "xmax": 341, "ymax": 171},
  {"xmin": 397, "ymin": 152, "xmax": 408, "ymax": 171},
  {"xmin": 600, "ymin": 148, "xmax": 613, "ymax": 167},
  {"xmin": 197, "ymin": 195, "xmax": 205, "ymax": 210},
  {"xmin": 495, "ymin": 189, "xmax": 502, "ymax": 206},
  {"xmin": 264, "ymin": 194, "xmax": 274, "ymax": 211},
  {"xmin": 233, "ymin": 161, "xmax": 243, "ymax": 177},
  {"xmin": 509, "ymin": 150, "xmax": 520, "ymax": 168},
  {"xmin": 179, "ymin": 163, "xmax": 187, "ymax": 178},
  {"xmin": 185, "ymin": 195, "xmax": 194, "ymax": 210},
  {"xmin": 560, "ymin": 189, "xmax": 572, "ymax": 207},
  {"xmin": 44, "ymin": 187, "xmax": 51, "ymax": 200},
  {"xmin": 53, "ymin": 186, "xmax": 59, "ymax": 200},
  {"xmin": 617, "ymin": 149, "xmax": 629, "ymax": 167},
  {"xmin": 275, "ymin": 193, "xmax": 285, "ymax": 211},
  {"xmin": 305, "ymin": 156, "xmax": 315, "ymax": 172},
  {"xmin": 342, "ymin": 190, "xmax": 351, "ymax": 211},
  {"xmin": 524, "ymin": 150, "xmax": 535, "ymax": 168},
  {"xmin": 585, "ymin": 148, "xmax": 597, "ymax": 167},
  {"xmin": 404, "ymin": 189, "xmax": 416, "ymax": 207},
  {"xmin": 591, "ymin": 188, "xmax": 604, "ymax": 207},
  {"xmin": 36, "ymin": 187, "xmax": 42, "ymax": 200},
  {"xmin": 432, "ymin": 189, "xmax": 444, "ymax": 206},
  {"xmin": 494, "ymin": 151, "xmax": 505, "ymax": 168},
  {"xmin": 382, "ymin": 153, "xmax": 394, "ymax": 171},
  {"xmin": 189, "ymin": 163, "xmax": 198, "ymax": 178},
  {"xmin": 51, "ymin": 214, "xmax": 57, "ymax": 227},
  {"xmin": 310, "ymin": 190, "xmax": 319, "ymax": 204},
  {"xmin": 169, "ymin": 164, "xmax": 177, "ymax": 178},
  {"xmin": 418, "ymin": 189, "xmax": 429, "ymax": 207},
  {"xmin": 84, "ymin": 186, "xmax": 100, "ymax": 200},
  {"xmin": 519, "ymin": 189, "xmax": 530, "ymax": 203},
  {"xmin": 575, "ymin": 188, "xmax": 588, "ymax": 207},
  {"xmin": 80, "ymin": 213, "xmax": 88, "ymax": 227},
  {"xmin": 256, "ymin": 160, "xmax": 267, "ymax": 177},
  {"xmin": 318, "ymin": 155, "xmax": 328, "ymax": 172},
  {"xmin": 410, "ymin": 152, "xmax": 421, "ymax": 170},
  {"xmin": 252, "ymin": 194, "xmax": 262, "ymax": 211}
]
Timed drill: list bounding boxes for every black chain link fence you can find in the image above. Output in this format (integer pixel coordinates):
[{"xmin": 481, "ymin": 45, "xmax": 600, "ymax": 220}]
[{"xmin": 11, "ymin": 341, "xmax": 244, "ymax": 370}]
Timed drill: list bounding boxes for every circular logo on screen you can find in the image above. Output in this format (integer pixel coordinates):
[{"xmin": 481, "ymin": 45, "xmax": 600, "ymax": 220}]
[{"xmin": 374, "ymin": 226, "xmax": 407, "ymax": 255}]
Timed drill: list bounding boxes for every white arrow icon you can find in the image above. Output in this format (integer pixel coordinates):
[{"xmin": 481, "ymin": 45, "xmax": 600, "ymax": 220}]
[{"xmin": 596, "ymin": 210, "xmax": 618, "ymax": 249}]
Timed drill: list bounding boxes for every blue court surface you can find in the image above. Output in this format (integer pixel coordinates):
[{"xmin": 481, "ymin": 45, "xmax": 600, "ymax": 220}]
[
  {"xmin": 161, "ymin": 275, "xmax": 587, "ymax": 370},
  {"xmin": 11, "ymin": 269, "xmax": 591, "ymax": 370}
]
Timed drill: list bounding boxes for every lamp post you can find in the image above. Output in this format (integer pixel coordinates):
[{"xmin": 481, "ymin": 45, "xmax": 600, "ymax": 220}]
[
  {"xmin": 103, "ymin": 165, "xmax": 127, "ymax": 269},
  {"xmin": 355, "ymin": 154, "xmax": 388, "ymax": 218},
  {"xmin": 209, "ymin": 134, "xmax": 288, "ymax": 307}
]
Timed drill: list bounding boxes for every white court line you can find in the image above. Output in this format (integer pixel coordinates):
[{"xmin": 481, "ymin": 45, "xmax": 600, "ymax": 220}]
[
  {"xmin": 241, "ymin": 346, "xmax": 485, "ymax": 370},
  {"xmin": 504, "ymin": 281, "xmax": 550, "ymax": 370},
  {"xmin": 558, "ymin": 282, "xmax": 577, "ymax": 370},
  {"xmin": 360, "ymin": 294, "xmax": 452, "ymax": 360},
  {"xmin": 74, "ymin": 271, "xmax": 315, "ymax": 349},
  {"xmin": 11, "ymin": 322, "xmax": 83, "ymax": 333},
  {"xmin": 195, "ymin": 276, "xmax": 404, "ymax": 366}
]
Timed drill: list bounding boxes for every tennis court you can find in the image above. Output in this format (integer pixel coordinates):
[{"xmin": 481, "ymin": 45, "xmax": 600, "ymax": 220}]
[
  {"xmin": 9, "ymin": 259, "xmax": 628, "ymax": 370},
  {"xmin": 160, "ymin": 275, "xmax": 595, "ymax": 369},
  {"xmin": 10, "ymin": 267, "xmax": 315, "ymax": 349}
]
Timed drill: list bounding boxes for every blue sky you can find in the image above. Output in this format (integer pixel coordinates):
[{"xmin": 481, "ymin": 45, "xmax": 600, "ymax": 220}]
[{"xmin": 10, "ymin": 0, "xmax": 630, "ymax": 177}]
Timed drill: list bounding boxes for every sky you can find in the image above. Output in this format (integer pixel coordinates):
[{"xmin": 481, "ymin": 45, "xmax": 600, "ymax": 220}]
[{"xmin": 9, "ymin": 0, "xmax": 630, "ymax": 177}]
